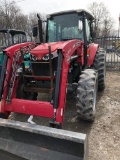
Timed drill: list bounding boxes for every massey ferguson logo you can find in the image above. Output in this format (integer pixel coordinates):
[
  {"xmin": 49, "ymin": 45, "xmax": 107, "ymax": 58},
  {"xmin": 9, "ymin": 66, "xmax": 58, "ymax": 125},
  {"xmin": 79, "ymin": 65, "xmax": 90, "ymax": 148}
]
[{"xmin": 73, "ymin": 42, "xmax": 80, "ymax": 48}]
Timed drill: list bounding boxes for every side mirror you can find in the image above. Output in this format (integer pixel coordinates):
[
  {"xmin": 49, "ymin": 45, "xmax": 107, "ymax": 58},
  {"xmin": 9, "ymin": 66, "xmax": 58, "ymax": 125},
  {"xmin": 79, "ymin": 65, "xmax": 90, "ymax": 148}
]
[
  {"xmin": 32, "ymin": 26, "xmax": 38, "ymax": 37},
  {"xmin": 92, "ymin": 21, "xmax": 95, "ymax": 31},
  {"xmin": 92, "ymin": 31, "xmax": 96, "ymax": 39},
  {"xmin": 92, "ymin": 22, "xmax": 96, "ymax": 39},
  {"xmin": 78, "ymin": 20, "xmax": 83, "ymax": 32}
]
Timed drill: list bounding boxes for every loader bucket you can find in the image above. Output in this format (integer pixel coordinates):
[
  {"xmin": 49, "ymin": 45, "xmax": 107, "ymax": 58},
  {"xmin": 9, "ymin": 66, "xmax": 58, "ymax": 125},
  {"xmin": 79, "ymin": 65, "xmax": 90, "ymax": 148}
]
[{"xmin": 0, "ymin": 118, "xmax": 88, "ymax": 160}]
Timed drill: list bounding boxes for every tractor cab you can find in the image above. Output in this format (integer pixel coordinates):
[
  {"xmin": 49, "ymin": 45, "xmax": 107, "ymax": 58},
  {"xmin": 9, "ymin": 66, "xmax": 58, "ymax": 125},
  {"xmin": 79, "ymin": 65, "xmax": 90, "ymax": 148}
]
[
  {"xmin": 33, "ymin": 10, "xmax": 95, "ymax": 67},
  {"xmin": 46, "ymin": 9, "xmax": 94, "ymax": 44},
  {"xmin": 33, "ymin": 10, "xmax": 94, "ymax": 45}
]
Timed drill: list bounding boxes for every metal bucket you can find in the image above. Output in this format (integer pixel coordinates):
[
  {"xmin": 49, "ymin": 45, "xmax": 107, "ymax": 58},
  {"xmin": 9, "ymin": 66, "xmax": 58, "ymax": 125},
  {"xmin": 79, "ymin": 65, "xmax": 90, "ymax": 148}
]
[{"xmin": 0, "ymin": 118, "xmax": 88, "ymax": 160}]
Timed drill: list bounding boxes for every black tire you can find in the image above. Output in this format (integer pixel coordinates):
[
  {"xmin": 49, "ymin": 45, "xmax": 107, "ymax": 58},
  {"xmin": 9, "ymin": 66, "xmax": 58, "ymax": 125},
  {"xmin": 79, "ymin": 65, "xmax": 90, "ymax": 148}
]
[
  {"xmin": 93, "ymin": 48, "xmax": 106, "ymax": 91},
  {"xmin": 0, "ymin": 113, "xmax": 7, "ymax": 119},
  {"xmin": 76, "ymin": 69, "xmax": 98, "ymax": 121}
]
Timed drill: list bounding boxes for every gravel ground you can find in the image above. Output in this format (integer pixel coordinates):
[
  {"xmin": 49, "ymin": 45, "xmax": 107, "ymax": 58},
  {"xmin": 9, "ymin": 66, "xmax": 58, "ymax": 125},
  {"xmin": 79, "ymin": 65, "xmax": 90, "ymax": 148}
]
[
  {"xmin": 88, "ymin": 71, "xmax": 120, "ymax": 160},
  {"xmin": 14, "ymin": 71, "xmax": 120, "ymax": 160}
]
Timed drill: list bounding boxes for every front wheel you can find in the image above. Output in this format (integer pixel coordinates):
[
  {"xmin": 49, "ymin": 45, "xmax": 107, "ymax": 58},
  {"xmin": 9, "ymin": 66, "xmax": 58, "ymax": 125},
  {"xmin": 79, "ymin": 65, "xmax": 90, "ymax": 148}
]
[{"xmin": 76, "ymin": 69, "xmax": 98, "ymax": 121}]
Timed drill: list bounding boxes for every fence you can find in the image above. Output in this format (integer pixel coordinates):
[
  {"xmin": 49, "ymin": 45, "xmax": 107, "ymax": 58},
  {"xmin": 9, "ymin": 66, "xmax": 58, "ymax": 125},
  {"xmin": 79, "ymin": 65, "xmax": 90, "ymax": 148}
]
[{"xmin": 95, "ymin": 36, "xmax": 120, "ymax": 71}]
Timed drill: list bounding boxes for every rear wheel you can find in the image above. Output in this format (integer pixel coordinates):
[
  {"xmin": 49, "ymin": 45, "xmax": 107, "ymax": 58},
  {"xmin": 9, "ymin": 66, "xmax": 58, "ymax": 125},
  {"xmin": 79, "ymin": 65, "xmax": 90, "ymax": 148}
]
[
  {"xmin": 76, "ymin": 69, "xmax": 98, "ymax": 121},
  {"xmin": 93, "ymin": 48, "xmax": 106, "ymax": 91}
]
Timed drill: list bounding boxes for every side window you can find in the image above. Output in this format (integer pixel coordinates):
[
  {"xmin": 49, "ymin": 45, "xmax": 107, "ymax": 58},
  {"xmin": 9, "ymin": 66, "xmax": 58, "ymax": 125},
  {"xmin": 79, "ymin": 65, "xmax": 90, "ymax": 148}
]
[
  {"xmin": 86, "ymin": 19, "xmax": 91, "ymax": 42},
  {"xmin": 48, "ymin": 20, "xmax": 56, "ymax": 42}
]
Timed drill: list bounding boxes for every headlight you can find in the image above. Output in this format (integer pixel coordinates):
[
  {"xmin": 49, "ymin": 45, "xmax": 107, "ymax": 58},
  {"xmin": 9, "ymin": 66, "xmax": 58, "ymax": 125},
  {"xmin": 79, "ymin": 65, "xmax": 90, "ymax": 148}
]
[
  {"xmin": 42, "ymin": 51, "xmax": 58, "ymax": 61},
  {"xmin": 30, "ymin": 54, "xmax": 37, "ymax": 61},
  {"xmin": 42, "ymin": 54, "xmax": 53, "ymax": 61},
  {"xmin": 42, "ymin": 54, "xmax": 49, "ymax": 61}
]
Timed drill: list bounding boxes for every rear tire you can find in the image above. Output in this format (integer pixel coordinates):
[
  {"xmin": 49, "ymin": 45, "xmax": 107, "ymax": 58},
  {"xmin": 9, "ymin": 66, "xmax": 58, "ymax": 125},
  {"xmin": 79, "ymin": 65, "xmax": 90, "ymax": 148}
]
[
  {"xmin": 93, "ymin": 48, "xmax": 106, "ymax": 91},
  {"xmin": 76, "ymin": 69, "xmax": 98, "ymax": 121}
]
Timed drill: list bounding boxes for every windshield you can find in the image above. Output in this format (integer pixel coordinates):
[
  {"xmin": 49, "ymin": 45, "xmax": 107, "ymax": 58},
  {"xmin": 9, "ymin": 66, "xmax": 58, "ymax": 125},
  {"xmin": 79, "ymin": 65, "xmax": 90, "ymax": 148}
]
[{"xmin": 47, "ymin": 13, "xmax": 83, "ymax": 42}]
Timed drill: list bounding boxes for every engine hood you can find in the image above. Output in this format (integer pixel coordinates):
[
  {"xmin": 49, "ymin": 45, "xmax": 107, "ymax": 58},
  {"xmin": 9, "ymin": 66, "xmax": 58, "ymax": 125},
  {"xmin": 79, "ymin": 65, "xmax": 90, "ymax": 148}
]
[{"xmin": 30, "ymin": 42, "xmax": 65, "ymax": 60}]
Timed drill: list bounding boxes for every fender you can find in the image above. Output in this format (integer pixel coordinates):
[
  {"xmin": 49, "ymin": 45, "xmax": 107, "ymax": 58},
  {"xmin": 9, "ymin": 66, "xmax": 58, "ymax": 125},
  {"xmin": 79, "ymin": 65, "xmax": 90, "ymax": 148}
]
[{"xmin": 88, "ymin": 43, "xmax": 99, "ymax": 66}]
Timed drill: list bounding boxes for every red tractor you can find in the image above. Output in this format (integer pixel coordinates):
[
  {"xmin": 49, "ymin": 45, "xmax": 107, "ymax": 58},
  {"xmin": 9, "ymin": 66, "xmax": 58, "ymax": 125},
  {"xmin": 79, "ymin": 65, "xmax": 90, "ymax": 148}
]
[{"xmin": 0, "ymin": 9, "xmax": 106, "ymax": 160}]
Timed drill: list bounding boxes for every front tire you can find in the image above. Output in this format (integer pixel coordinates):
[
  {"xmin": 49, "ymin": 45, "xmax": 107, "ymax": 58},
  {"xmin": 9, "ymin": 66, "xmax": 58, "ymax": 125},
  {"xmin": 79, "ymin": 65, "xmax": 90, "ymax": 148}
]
[{"xmin": 76, "ymin": 69, "xmax": 98, "ymax": 121}]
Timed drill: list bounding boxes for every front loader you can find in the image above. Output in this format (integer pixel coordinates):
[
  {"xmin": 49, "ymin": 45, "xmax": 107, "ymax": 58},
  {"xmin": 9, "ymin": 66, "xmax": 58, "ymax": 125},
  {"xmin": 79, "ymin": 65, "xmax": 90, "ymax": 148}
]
[{"xmin": 0, "ymin": 9, "xmax": 106, "ymax": 160}]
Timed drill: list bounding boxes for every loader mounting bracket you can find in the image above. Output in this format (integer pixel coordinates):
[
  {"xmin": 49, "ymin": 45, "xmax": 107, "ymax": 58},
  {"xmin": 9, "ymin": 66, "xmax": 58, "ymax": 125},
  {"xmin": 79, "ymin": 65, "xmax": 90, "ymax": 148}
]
[{"xmin": 49, "ymin": 120, "xmax": 62, "ymax": 129}]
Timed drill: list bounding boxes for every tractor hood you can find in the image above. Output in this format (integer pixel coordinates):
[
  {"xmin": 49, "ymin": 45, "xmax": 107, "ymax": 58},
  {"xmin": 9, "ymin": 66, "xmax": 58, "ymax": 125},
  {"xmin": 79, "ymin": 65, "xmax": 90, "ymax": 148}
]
[{"xmin": 30, "ymin": 42, "xmax": 65, "ymax": 60}]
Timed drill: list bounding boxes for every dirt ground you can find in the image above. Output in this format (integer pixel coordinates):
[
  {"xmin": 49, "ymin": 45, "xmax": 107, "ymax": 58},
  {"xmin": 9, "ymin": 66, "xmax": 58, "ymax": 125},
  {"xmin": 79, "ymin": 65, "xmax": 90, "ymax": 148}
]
[{"xmin": 15, "ymin": 71, "xmax": 120, "ymax": 160}]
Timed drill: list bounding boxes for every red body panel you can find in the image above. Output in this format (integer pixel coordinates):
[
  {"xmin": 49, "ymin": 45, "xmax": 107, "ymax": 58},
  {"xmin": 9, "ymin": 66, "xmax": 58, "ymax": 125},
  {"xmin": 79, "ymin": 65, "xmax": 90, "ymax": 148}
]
[
  {"xmin": 88, "ymin": 43, "xmax": 99, "ymax": 66},
  {"xmin": 31, "ymin": 42, "xmax": 65, "ymax": 60},
  {"xmin": 0, "ymin": 40, "xmax": 84, "ymax": 125},
  {"xmin": 5, "ymin": 99, "xmax": 54, "ymax": 118}
]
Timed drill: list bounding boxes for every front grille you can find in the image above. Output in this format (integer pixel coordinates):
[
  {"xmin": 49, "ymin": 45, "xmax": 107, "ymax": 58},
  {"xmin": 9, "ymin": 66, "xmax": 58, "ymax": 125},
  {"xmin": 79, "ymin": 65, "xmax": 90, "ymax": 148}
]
[{"xmin": 32, "ymin": 57, "xmax": 58, "ymax": 76}]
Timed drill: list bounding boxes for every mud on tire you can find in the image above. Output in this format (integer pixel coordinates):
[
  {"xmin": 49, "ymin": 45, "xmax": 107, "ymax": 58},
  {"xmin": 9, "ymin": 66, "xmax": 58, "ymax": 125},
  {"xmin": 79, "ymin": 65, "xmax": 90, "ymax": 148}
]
[
  {"xmin": 76, "ymin": 69, "xmax": 98, "ymax": 121},
  {"xmin": 93, "ymin": 48, "xmax": 106, "ymax": 91}
]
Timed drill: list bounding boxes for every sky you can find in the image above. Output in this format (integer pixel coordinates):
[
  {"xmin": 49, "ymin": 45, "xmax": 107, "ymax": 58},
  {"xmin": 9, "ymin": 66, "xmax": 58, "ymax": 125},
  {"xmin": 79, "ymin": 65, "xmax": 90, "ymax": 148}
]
[{"xmin": 15, "ymin": 0, "xmax": 120, "ymax": 29}]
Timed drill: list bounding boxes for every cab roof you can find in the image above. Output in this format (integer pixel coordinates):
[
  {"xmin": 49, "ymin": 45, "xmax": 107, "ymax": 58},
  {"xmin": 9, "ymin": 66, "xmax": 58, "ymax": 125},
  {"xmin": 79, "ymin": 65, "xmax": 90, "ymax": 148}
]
[
  {"xmin": 0, "ymin": 29, "xmax": 26, "ymax": 36},
  {"xmin": 47, "ymin": 9, "xmax": 94, "ymax": 20}
]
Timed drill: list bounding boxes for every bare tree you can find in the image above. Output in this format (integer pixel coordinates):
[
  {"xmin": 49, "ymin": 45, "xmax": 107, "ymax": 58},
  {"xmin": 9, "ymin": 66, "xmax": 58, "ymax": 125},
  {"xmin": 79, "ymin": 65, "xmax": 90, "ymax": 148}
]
[
  {"xmin": 0, "ymin": 0, "xmax": 28, "ymax": 31},
  {"xmin": 27, "ymin": 12, "xmax": 46, "ymax": 41},
  {"xmin": 27, "ymin": 12, "xmax": 38, "ymax": 40},
  {"xmin": 87, "ymin": 2, "xmax": 114, "ymax": 37},
  {"xmin": 110, "ymin": 29, "xmax": 118, "ymax": 36},
  {"xmin": 0, "ymin": 0, "xmax": 46, "ymax": 41}
]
